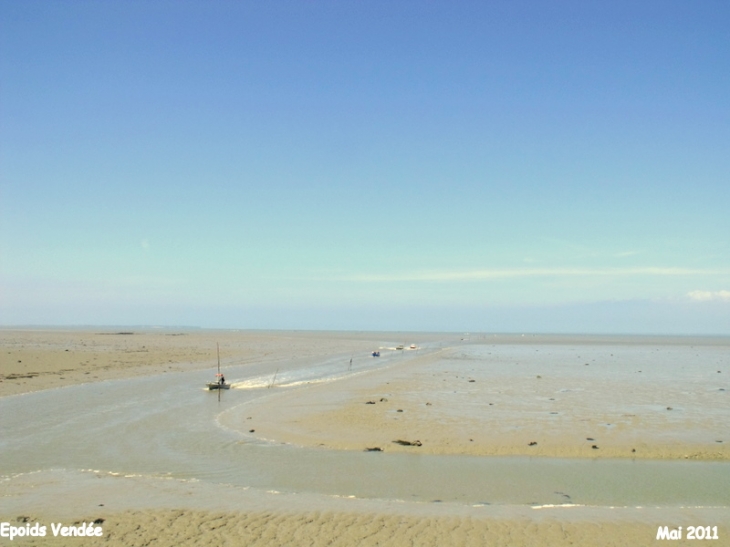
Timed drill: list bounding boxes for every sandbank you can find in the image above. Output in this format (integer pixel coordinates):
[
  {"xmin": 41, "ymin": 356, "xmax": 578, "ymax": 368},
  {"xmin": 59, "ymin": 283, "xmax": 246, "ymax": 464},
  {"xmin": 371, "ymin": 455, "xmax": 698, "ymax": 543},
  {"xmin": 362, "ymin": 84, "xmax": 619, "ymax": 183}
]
[
  {"xmin": 0, "ymin": 328, "xmax": 415, "ymax": 397},
  {"xmin": 241, "ymin": 341, "xmax": 730, "ymax": 460},
  {"xmin": 4, "ymin": 470, "xmax": 726, "ymax": 547},
  {"xmin": 2, "ymin": 330, "xmax": 728, "ymax": 546}
]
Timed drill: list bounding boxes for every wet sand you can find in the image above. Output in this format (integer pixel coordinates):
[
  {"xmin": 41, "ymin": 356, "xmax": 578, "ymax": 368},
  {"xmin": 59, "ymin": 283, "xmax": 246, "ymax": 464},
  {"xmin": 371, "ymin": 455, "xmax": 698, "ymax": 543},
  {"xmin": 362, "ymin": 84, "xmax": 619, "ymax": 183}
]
[
  {"xmin": 4, "ymin": 469, "xmax": 727, "ymax": 547},
  {"xmin": 6, "ymin": 508, "xmax": 713, "ymax": 547},
  {"xmin": 244, "ymin": 342, "xmax": 729, "ymax": 460},
  {"xmin": 0, "ymin": 328, "xmax": 414, "ymax": 397},
  {"xmin": 1, "ymin": 329, "xmax": 728, "ymax": 546}
]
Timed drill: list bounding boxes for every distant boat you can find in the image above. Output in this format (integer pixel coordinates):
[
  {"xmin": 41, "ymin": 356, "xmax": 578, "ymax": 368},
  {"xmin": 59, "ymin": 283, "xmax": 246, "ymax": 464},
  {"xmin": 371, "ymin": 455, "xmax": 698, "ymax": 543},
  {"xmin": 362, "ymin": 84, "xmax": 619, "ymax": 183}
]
[
  {"xmin": 409, "ymin": 344, "xmax": 416, "ymax": 349},
  {"xmin": 396, "ymin": 345, "xmax": 404, "ymax": 350},
  {"xmin": 372, "ymin": 351, "xmax": 380, "ymax": 357},
  {"xmin": 207, "ymin": 343, "xmax": 230, "ymax": 390}
]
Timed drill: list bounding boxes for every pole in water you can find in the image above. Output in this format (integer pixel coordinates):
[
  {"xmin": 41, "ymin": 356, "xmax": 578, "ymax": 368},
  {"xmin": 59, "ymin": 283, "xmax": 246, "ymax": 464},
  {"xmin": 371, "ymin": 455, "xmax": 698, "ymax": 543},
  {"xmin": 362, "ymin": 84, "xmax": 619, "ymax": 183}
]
[{"xmin": 269, "ymin": 368, "xmax": 279, "ymax": 389}]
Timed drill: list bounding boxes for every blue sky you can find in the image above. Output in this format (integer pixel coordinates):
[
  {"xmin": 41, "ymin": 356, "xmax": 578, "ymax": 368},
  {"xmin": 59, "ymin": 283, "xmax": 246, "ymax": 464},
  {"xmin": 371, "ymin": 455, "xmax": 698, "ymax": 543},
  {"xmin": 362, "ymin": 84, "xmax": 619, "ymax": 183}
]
[{"xmin": 1, "ymin": 1, "xmax": 729, "ymax": 333}]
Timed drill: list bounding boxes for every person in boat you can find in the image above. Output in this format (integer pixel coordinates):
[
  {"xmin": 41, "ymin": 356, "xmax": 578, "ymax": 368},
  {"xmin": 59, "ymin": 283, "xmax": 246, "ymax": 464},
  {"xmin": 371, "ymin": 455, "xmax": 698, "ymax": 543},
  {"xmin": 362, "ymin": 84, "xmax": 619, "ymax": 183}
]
[{"xmin": 219, "ymin": 375, "xmax": 226, "ymax": 385}]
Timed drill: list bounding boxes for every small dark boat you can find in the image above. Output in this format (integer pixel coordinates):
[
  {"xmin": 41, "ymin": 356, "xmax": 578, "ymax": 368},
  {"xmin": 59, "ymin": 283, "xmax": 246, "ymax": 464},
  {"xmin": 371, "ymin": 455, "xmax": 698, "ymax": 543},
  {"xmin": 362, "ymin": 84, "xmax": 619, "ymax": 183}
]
[
  {"xmin": 372, "ymin": 351, "xmax": 380, "ymax": 357},
  {"xmin": 207, "ymin": 379, "xmax": 230, "ymax": 390},
  {"xmin": 207, "ymin": 343, "xmax": 230, "ymax": 390}
]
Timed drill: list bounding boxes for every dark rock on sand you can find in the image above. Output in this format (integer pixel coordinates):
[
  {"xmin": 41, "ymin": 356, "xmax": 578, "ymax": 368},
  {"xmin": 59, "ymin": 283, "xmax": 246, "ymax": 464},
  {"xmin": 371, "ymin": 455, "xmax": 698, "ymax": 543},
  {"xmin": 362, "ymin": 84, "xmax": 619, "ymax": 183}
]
[{"xmin": 393, "ymin": 439, "xmax": 422, "ymax": 446}]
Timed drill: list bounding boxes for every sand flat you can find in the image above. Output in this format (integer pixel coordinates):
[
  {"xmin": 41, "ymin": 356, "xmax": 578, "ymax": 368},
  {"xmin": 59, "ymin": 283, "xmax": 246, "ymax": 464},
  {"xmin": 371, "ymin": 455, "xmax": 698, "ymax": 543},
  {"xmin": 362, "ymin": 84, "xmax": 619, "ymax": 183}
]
[
  {"xmin": 2, "ymin": 329, "xmax": 728, "ymax": 546},
  {"xmin": 7, "ymin": 509, "xmax": 715, "ymax": 547},
  {"xmin": 238, "ymin": 341, "xmax": 730, "ymax": 460},
  {"xmin": 3, "ymin": 470, "xmax": 727, "ymax": 547},
  {"xmin": 0, "ymin": 328, "xmax": 416, "ymax": 397}
]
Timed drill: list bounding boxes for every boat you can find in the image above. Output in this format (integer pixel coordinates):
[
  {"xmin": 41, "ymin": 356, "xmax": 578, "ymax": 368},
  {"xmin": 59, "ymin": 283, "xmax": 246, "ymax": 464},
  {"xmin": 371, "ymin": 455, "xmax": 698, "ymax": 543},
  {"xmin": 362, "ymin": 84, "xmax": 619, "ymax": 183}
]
[
  {"xmin": 207, "ymin": 343, "xmax": 230, "ymax": 390},
  {"xmin": 372, "ymin": 351, "xmax": 380, "ymax": 357},
  {"xmin": 395, "ymin": 345, "xmax": 404, "ymax": 350}
]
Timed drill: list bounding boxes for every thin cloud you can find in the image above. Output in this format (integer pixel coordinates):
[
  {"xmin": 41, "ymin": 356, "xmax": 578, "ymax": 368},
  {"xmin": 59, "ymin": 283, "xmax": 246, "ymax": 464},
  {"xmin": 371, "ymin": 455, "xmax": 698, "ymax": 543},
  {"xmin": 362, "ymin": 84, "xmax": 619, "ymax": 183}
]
[
  {"xmin": 687, "ymin": 290, "xmax": 730, "ymax": 302},
  {"xmin": 328, "ymin": 267, "xmax": 729, "ymax": 283}
]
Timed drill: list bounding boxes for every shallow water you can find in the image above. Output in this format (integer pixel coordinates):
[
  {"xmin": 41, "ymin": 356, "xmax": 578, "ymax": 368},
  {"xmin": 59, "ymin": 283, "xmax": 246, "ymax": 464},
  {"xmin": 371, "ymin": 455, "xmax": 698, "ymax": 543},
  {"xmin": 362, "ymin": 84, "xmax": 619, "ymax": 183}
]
[
  {"xmin": 1, "ymin": 337, "xmax": 729, "ymax": 508},
  {"xmin": 394, "ymin": 342, "xmax": 730, "ymax": 445}
]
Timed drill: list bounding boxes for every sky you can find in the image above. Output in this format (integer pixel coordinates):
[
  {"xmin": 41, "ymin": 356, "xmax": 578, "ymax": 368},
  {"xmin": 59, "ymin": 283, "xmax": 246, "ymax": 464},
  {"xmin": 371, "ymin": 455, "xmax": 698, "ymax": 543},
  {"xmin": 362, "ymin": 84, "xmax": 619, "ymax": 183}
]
[{"xmin": 1, "ymin": 0, "xmax": 729, "ymax": 333}]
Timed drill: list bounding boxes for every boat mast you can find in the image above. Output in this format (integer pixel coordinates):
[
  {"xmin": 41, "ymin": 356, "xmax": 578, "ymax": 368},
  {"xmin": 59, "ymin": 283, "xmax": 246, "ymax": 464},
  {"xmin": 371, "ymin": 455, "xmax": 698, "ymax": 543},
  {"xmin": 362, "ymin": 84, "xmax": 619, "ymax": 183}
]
[{"xmin": 217, "ymin": 342, "xmax": 221, "ymax": 376}]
